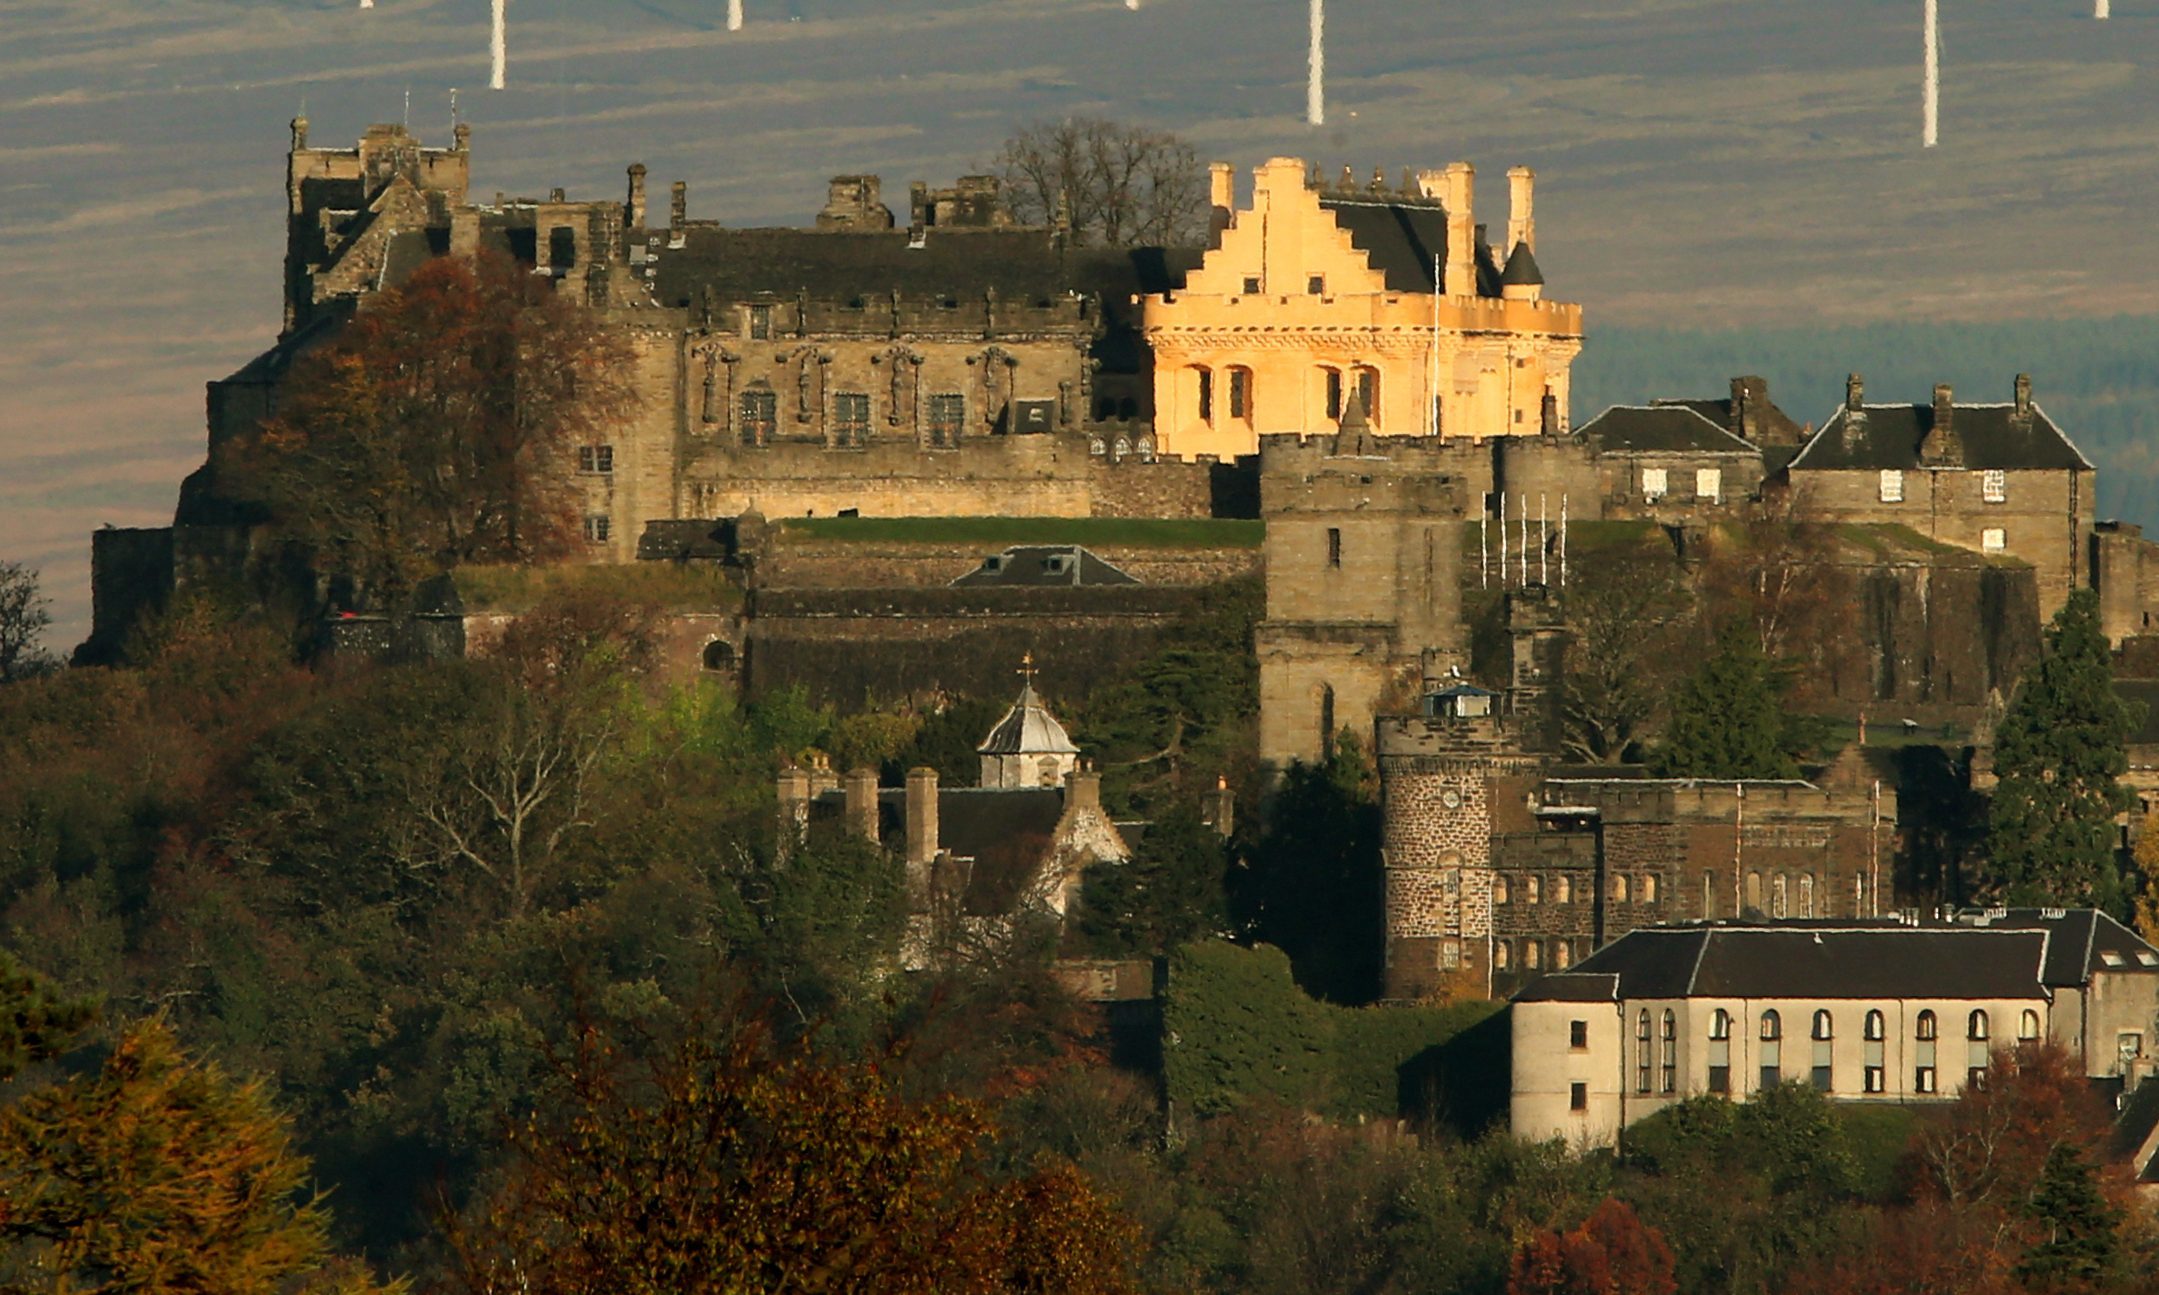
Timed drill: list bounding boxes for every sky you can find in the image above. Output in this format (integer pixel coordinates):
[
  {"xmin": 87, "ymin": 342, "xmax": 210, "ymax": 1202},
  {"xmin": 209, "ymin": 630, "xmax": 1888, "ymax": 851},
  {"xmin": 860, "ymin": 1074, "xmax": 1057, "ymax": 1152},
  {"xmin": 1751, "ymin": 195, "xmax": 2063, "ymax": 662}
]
[{"xmin": 4, "ymin": 0, "xmax": 2158, "ymax": 650}]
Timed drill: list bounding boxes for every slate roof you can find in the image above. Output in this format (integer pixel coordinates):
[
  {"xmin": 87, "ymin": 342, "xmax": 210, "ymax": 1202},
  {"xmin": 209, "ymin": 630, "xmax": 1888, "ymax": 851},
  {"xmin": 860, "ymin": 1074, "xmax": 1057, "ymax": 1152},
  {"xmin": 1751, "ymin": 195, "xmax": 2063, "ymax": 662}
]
[
  {"xmin": 806, "ymin": 786, "xmax": 1067, "ymax": 917},
  {"xmin": 1790, "ymin": 402, "xmax": 2092, "ymax": 473},
  {"xmin": 636, "ymin": 519, "xmax": 735, "ymax": 562},
  {"xmin": 977, "ymin": 682, "xmax": 1081, "ymax": 757},
  {"xmin": 1516, "ymin": 925, "xmax": 2055, "ymax": 1002},
  {"xmin": 2109, "ymin": 1078, "xmax": 2159, "ymax": 1182},
  {"xmin": 1654, "ymin": 382, "xmax": 1809, "ymax": 450},
  {"xmin": 1501, "ymin": 242, "xmax": 1544, "ymax": 287},
  {"xmin": 1957, "ymin": 909, "xmax": 2159, "ymax": 984},
  {"xmin": 950, "ymin": 546, "xmax": 1138, "ymax": 589},
  {"xmin": 1316, "ymin": 197, "xmax": 1508, "ymax": 298},
  {"xmin": 1577, "ymin": 406, "xmax": 1761, "ymax": 455}
]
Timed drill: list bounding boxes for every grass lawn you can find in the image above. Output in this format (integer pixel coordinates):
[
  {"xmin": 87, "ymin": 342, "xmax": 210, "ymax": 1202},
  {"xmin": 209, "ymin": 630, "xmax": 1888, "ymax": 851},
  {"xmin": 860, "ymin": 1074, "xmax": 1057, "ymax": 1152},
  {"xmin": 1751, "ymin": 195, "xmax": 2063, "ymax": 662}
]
[
  {"xmin": 778, "ymin": 516, "xmax": 1265, "ymax": 549},
  {"xmin": 453, "ymin": 563, "xmax": 745, "ymax": 613}
]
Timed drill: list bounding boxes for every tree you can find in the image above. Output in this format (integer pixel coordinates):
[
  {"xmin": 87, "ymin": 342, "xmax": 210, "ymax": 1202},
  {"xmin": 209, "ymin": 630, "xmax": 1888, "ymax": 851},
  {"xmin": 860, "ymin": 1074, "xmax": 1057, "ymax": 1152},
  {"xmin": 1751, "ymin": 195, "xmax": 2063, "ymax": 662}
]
[
  {"xmin": 1983, "ymin": 589, "xmax": 2139, "ymax": 908},
  {"xmin": 1510, "ymin": 1198, "xmax": 1677, "ymax": 1295},
  {"xmin": 1227, "ymin": 733, "xmax": 1383, "ymax": 1003},
  {"xmin": 1558, "ymin": 552, "xmax": 1689, "ymax": 763},
  {"xmin": 1911, "ymin": 1040, "xmax": 2111, "ymax": 1213},
  {"xmin": 1650, "ymin": 620, "xmax": 1802, "ymax": 779},
  {"xmin": 0, "ymin": 560, "xmax": 56, "ymax": 683},
  {"xmin": 0, "ymin": 948, "xmax": 96, "ymax": 1080},
  {"xmin": 1072, "ymin": 803, "xmax": 1228, "ymax": 957},
  {"xmin": 993, "ymin": 117, "xmax": 1206, "ymax": 247},
  {"xmin": 0, "ymin": 1014, "xmax": 394, "ymax": 1293},
  {"xmin": 443, "ymin": 1013, "xmax": 1140, "ymax": 1294},
  {"xmin": 2130, "ymin": 811, "xmax": 2159, "ymax": 944},
  {"xmin": 2016, "ymin": 1142, "xmax": 2125, "ymax": 1292},
  {"xmin": 228, "ymin": 253, "xmax": 633, "ymax": 603}
]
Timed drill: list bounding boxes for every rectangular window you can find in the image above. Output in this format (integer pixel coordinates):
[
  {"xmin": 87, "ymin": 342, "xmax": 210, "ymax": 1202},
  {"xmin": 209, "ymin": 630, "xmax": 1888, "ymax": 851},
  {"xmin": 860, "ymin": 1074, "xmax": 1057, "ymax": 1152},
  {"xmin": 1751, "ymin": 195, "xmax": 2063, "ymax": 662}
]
[
  {"xmin": 1242, "ymin": 276, "xmax": 1261, "ymax": 295},
  {"xmin": 1229, "ymin": 369, "xmax": 1251, "ymax": 420},
  {"xmin": 833, "ymin": 392, "xmax": 870, "ymax": 446},
  {"xmin": 1641, "ymin": 468, "xmax": 1668, "ymax": 501},
  {"xmin": 1708, "ymin": 1065, "xmax": 1729, "ymax": 1095},
  {"xmin": 1327, "ymin": 527, "xmax": 1342, "ymax": 569},
  {"xmin": 1696, "ymin": 468, "xmax": 1722, "ymax": 502},
  {"xmin": 1864, "ymin": 1065, "xmax": 1884, "ymax": 1094},
  {"xmin": 577, "ymin": 445, "xmax": 615, "ymax": 474},
  {"xmin": 1569, "ymin": 1082, "xmax": 1588, "ymax": 1112},
  {"xmin": 1197, "ymin": 369, "xmax": 1213, "ymax": 422},
  {"xmin": 1983, "ymin": 469, "xmax": 2006, "ymax": 503},
  {"xmin": 1570, "ymin": 1020, "xmax": 1589, "ymax": 1050},
  {"xmin": 582, "ymin": 515, "xmax": 611, "ymax": 543},
  {"xmin": 749, "ymin": 304, "xmax": 772, "ymax": 339},
  {"xmin": 740, "ymin": 389, "xmax": 778, "ymax": 447},
  {"xmin": 1967, "ymin": 1067, "xmax": 1989, "ymax": 1091},
  {"xmin": 1879, "ymin": 469, "xmax": 1905, "ymax": 503},
  {"xmin": 1812, "ymin": 1064, "xmax": 1833, "ymax": 1092},
  {"xmin": 927, "ymin": 393, "xmax": 965, "ymax": 447},
  {"xmin": 1324, "ymin": 369, "xmax": 1343, "ymax": 421},
  {"xmin": 1308, "ymin": 274, "xmax": 1326, "ymax": 295},
  {"xmin": 1915, "ymin": 1066, "xmax": 1937, "ymax": 1094},
  {"xmin": 1982, "ymin": 527, "xmax": 2006, "ymax": 553}
]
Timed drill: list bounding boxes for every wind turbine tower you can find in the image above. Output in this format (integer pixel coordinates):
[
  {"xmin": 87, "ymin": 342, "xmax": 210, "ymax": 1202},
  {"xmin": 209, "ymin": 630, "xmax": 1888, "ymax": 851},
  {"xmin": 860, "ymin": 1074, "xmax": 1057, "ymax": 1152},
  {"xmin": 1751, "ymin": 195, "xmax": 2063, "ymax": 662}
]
[
  {"xmin": 1308, "ymin": 0, "xmax": 1325, "ymax": 126},
  {"xmin": 729, "ymin": 0, "xmax": 744, "ymax": 31},
  {"xmin": 490, "ymin": 0, "xmax": 507, "ymax": 90},
  {"xmin": 1922, "ymin": 0, "xmax": 1938, "ymax": 147},
  {"xmin": 2097, "ymin": 0, "xmax": 2110, "ymax": 18}
]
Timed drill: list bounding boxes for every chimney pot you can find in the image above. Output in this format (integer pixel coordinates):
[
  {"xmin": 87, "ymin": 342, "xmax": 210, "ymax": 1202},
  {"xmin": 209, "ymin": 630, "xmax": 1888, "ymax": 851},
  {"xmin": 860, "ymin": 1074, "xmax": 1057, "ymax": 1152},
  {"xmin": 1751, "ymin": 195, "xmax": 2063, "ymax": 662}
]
[{"xmin": 1846, "ymin": 373, "xmax": 1865, "ymax": 413}]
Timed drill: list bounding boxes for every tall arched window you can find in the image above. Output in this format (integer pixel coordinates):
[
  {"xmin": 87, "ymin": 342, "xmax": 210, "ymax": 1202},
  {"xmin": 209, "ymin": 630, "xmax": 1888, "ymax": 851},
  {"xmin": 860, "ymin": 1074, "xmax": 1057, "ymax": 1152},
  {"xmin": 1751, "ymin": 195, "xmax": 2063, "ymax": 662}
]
[
  {"xmin": 1799, "ymin": 873, "xmax": 1816, "ymax": 918},
  {"xmin": 1553, "ymin": 940, "xmax": 1572, "ymax": 969},
  {"xmin": 1317, "ymin": 685, "xmax": 1335, "ymax": 752},
  {"xmin": 1771, "ymin": 873, "xmax": 1788, "ymax": 919},
  {"xmin": 1915, "ymin": 1010, "xmax": 1939, "ymax": 1094},
  {"xmin": 1352, "ymin": 366, "xmax": 1380, "ymax": 425},
  {"xmin": 1227, "ymin": 366, "xmax": 1254, "ymax": 423},
  {"xmin": 1708, "ymin": 1009, "xmax": 1733, "ymax": 1094},
  {"xmin": 2019, "ymin": 1009, "xmax": 2042, "ymax": 1043},
  {"xmin": 1967, "ymin": 1010, "xmax": 1992, "ymax": 1090},
  {"xmin": 1319, "ymin": 366, "xmax": 1344, "ymax": 421},
  {"xmin": 1526, "ymin": 875, "xmax": 1541, "ymax": 904},
  {"xmin": 1494, "ymin": 940, "xmax": 1511, "ymax": 971},
  {"xmin": 1494, "ymin": 876, "xmax": 1510, "ymax": 904},
  {"xmin": 1864, "ymin": 1010, "xmax": 1886, "ymax": 1093},
  {"xmin": 1554, "ymin": 875, "xmax": 1571, "ymax": 905},
  {"xmin": 1703, "ymin": 871, "xmax": 1716, "ymax": 918},
  {"xmin": 1636, "ymin": 1010, "xmax": 1653, "ymax": 1095},
  {"xmin": 1660, "ymin": 1010, "xmax": 1678, "ymax": 1093},
  {"xmin": 1811, "ymin": 1010, "xmax": 1835, "ymax": 1091},
  {"xmin": 1643, "ymin": 874, "xmax": 1659, "ymax": 905},
  {"xmin": 1524, "ymin": 940, "xmax": 1542, "ymax": 970},
  {"xmin": 1191, "ymin": 366, "xmax": 1214, "ymax": 423},
  {"xmin": 1612, "ymin": 874, "xmax": 1631, "ymax": 904},
  {"xmin": 1746, "ymin": 871, "xmax": 1763, "ymax": 914},
  {"xmin": 1759, "ymin": 1011, "xmax": 1783, "ymax": 1090}
]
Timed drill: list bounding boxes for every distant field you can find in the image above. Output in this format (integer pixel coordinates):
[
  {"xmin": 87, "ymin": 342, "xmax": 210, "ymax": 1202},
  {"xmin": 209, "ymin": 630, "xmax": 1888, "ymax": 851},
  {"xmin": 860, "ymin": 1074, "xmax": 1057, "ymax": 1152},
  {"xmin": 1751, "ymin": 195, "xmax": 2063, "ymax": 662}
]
[{"xmin": 779, "ymin": 517, "xmax": 1266, "ymax": 549}]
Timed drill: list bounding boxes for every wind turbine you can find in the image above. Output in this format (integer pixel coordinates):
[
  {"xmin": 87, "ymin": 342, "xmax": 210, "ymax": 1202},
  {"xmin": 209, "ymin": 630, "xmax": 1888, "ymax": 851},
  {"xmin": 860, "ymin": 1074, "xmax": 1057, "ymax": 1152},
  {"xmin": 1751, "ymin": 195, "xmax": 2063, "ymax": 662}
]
[
  {"xmin": 490, "ymin": 0, "xmax": 507, "ymax": 90},
  {"xmin": 729, "ymin": 0, "xmax": 743, "ymax": 31},
  {"xmin": 1922, "ymin": 0, "xmax": 1937, "ymax": 147},
  {"xmin": 1308, "ymin": 0, "xmax": 1324, "ymax": 126}
]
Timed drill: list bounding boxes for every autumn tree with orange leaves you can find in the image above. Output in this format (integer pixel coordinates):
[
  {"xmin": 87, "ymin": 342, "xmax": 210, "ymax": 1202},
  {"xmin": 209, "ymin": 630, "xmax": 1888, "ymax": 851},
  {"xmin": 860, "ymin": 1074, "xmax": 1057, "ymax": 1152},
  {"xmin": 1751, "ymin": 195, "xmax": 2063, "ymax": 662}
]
[
  {"xmin": 1509, "ymin": 1198, "xmax": 1677, "ymax": 1295},
  {"xmin": 443, "ymin": 1012, "xmax": 1140, "ymax": 1295},
  {"xmin": 229, "ymin": 252, "xmax": 632, "ymax": 604}
]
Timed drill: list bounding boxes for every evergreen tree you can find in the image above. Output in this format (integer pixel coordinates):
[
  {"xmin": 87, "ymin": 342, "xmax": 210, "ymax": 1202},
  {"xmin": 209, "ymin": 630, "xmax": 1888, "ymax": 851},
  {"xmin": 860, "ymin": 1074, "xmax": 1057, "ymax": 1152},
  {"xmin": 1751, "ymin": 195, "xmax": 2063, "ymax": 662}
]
[
  {"xmin": 1226, "ymin": 733, "xmax": 1382, "ymax": 1003},
  {"xmin": 1984, "ymin": 589, "xmax": 2138, "ymax": 908},
  {"xmin": 0, "ymin": 949, "xmax": 97, "ymax": 1081},
  {"xmin": 2015, "ymin": 1141, "xmax": 2123, "ymax": 1292},
  {"xmin": 1651, "ymin": 621, "xmax": 1800, "ymax": 780},
  {"xmin": 1073, "ymin": 803, "xmax": 1229, "ymax": 958}
]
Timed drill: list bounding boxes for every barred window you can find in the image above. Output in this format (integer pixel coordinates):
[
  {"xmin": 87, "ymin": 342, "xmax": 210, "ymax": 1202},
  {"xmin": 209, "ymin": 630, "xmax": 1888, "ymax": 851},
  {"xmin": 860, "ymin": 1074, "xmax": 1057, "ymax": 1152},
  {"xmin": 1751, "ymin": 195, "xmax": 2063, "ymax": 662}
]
[
  {"xmin": 927, "ymin": 393, "xmax": 965, "ymax": 447},
  {"xmin": 582, "ymin": 515, "xmax": 611, "ymax": 544},
  {"xmin": 833, "ymin": 392, "xmax": 871, "ymax": 447},
  {"xmin": 740, "ymin": 389, "xmax": 778, "ymax": 447}
]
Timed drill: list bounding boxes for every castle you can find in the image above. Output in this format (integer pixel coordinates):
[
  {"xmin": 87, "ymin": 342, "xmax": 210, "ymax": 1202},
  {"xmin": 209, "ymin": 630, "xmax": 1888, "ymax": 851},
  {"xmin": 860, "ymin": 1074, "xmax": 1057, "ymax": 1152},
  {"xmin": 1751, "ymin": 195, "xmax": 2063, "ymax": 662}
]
[{"xmin": 84, "ymin": 121, "xmax": 2159, "ymax": 1006}]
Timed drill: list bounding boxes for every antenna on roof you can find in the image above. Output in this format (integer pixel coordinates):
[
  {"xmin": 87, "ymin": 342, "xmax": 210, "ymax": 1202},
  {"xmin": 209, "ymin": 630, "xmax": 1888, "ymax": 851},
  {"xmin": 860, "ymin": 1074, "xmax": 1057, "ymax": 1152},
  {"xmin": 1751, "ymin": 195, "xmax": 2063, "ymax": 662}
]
[{"xmin": 450, "ymin": 87, "xmax": 460, "ymax": 134}]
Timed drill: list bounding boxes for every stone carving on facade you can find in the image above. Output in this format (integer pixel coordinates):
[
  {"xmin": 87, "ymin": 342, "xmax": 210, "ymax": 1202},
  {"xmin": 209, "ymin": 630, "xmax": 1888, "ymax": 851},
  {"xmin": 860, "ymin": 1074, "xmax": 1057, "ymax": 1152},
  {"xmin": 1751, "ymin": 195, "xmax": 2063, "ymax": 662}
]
[
  {"xmin": 693, "ymin": 339, "xmax": 739, "ymax": 430},
  {"xmin": 876, "ymin": 345, "xmax": 924, "ymax": 431}
]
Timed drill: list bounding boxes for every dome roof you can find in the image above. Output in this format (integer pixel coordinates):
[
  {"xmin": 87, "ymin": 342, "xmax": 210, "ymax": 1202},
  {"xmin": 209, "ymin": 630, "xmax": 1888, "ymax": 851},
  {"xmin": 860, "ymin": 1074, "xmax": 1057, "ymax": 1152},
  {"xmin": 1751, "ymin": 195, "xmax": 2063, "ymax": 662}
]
[{"xmin": 977, "ymin": 681, "xmax": 1080, "ymax": 757}]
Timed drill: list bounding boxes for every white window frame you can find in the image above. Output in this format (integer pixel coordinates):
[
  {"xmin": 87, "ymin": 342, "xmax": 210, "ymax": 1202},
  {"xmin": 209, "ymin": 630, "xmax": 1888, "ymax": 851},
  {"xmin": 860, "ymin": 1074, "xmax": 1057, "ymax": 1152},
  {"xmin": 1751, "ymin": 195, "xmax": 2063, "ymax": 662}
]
[
  {"xmin": 1641, "ymin": 467, "xmax": 1669, "ymax": 501},
  {"xmin": 1879, "ymin": 469, "xmax": 1905, "ymax": 503},
  {"xmin": 1982, "ymin": 527, "xmax": 2006, "ymax": 554},
  {"xmin": 1982, "ymin": 469, "xmax": 2006, "ymax": 503},
  {"xmin": 1696, "ymin": 467, "xmax": 1722, "ymax": 503}
]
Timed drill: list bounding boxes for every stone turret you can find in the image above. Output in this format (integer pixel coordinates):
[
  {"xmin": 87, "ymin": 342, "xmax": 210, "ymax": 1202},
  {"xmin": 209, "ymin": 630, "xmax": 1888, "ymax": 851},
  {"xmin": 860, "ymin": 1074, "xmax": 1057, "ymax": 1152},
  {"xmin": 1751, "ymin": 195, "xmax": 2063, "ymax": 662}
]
[{"xmin": 978, "ymin": 657, "xmax": 1082, "ymax": 789}]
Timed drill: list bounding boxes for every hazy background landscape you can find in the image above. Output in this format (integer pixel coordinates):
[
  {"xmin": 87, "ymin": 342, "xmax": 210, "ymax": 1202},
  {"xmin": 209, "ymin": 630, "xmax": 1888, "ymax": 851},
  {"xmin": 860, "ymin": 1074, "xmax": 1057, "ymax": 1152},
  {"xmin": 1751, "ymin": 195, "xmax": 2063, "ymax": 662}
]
[{"xmin": 6, "ymin": 0, "xmax": 2159, "ymax": 649}]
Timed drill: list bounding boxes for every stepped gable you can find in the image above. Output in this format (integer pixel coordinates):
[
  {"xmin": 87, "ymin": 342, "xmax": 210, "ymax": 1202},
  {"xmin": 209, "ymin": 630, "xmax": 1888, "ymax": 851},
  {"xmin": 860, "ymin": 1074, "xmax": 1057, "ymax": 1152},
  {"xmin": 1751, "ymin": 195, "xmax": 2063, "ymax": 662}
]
[
  {"xmin": 1792, "ymin": 400, "xmax": 2091, "ymax": 472},
  {"xmin": 1577, "ymin": 404, "xmax": 1759, "ymax": 453}
]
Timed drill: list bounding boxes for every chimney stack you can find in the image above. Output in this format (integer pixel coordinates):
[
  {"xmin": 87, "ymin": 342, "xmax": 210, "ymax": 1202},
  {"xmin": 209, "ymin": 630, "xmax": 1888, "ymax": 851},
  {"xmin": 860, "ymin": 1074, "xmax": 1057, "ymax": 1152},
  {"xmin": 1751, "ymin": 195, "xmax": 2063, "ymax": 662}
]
[
  {"xmin": 844, "ymin": 767, "xmax": 880, "ymax": 843},
  {"xmin": 1932, "ymin": 383, "xmax": 1954, "ymax": 436},
  {"xmin": 1731, "ymin": 376, "xmax": 1765, "ymax": 443},
  {"xmin": 1441, "ymin": 162, "xmax": 1475, "ymax": 299},
  {"xmin": 1506, "ymin": 166, "xmax": 1535, "ymax": 253},
  {"xmin": 776, "ymin": 763, "xmax": 812, "ymax": 853},
  {"xmin": 453, "ymin": 122, "xmax": 471, "ymax": 153},
  {"xmin": 1065, "ymin": 761, "xmax": 1102, "ymax": 815},
  {"xmin": 291, "ymin": 116, "xmax": 309, "ymax": 151},
  {"xmin": 626, "ymin": 163, "xmax": 647, "ymax": 233},
  {"xmin": 2014, "ymin": 372, "xmax": 2033, "ymax": 421},
  {"xmin": 1209, "ymin": 162, "xmax": 1235, "ymax": 244},
  {"xmin": 1846, "ymin": 373, "xmax": 1865, "ymax": 414},
  {"xmin": 904, "ymin": 767, "xmax": 940, "ymax": 868},
  {"xmin": 669, "ymin": 180, "xmax": 687, "ymax": 235}
]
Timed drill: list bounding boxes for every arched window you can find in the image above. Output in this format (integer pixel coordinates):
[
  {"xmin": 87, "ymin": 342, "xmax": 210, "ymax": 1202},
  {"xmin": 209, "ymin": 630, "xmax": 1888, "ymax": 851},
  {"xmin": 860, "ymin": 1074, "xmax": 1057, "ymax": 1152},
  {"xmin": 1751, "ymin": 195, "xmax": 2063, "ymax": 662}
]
[
  {"xmin": 1112, "ymin": 435, "xmax": 1131, "ymax": 460},
  {"xmin": 1192, "ymin": 366, "xmax": 1214, "ymax": 423},
  {"xmin": 1612, "ymin": 874, "xmax": 1630, "ymax": 904},
  {"xmin": 2020, "ymin": 1009, "xmax": 2041, "ymax": 1043},
  {"xmin": 1771, "ymin": 873, "xmax": 1788, "ymax": 919},
  {"xmin": 1227, "ymin": 366, "xmax": 1254, "ymax": 423},
  {"xmin": 1708, "ymin": 1010, "xmax": 1732, "ymax": 1094},
  {"xmin": 1811, "ymin": 1011, "xmax": 1834, "ymax": 1091},
  {"xmin": 1660, "ymin": 1010, "xmax": 1678, "ymax": 1093},
  {"xmin": 1352, "ymin": 367, "xmax": 1380, "ymax": 425},
  {"xmin": 1760, "ymin": 1011, "xmax": 1783, "ymax": 1089},
  {"xmin": 1864, "ymin": 1010, "xmax": 1887, "ymax": 1093},
  {"xmin": 1088, "ymin": 436, "xmax": 1107, "ymax": 456},
  {"xmin": 1319, "ymin": 366, "xmax": 1344, "ymax": 421},
  {"xmin": 1637, "ymin": 1010, "xmax": 1653, "ymax": 1094},
  {"xmin": 1915, "ymin": 1010, "xmax": 1939, "ymax": 1094},
  {"xmin": 1494, "ymin": 940, "xmax": 1511, "ymax": 971},
  {"xmin": 701, "ymin": 640, "xmax": 737, "ymax": 672},
  {"xmin": 1135, "ymin": 435, "xmax": 1156, "ymax": 461},
  {"xmin": 1524, "ymin": 940, "xmax": 1542, "ymax": 970},
  {"xmin": 1554, "ymin": 875, "xmax": 1571, "ymax": 905},
  {"xmin": 1493, "ymin": 876, "xmax": 1510, "ymax": 904},
  {"xmin": 1745, "ymin": 871, "xmax": 1763, "ymax": 914},
  {"xmin": 1553, "ymin": 941, "xmax": 1572, "ymax": 969},
  {"xmin": 1642, "ymin": 874, "xmax": 1659, "ymax": 905},
  {"xmin": 1799, "ymin": 873, "xmax": 1815, "ymax": 918},
  {"xmin": 1967, "ymin": 1011, "xmax": 1992, "ymax": 1090},
  {"xmin": 1526, "ymin": 876, "xmax": 1542, "ymax": 904}
]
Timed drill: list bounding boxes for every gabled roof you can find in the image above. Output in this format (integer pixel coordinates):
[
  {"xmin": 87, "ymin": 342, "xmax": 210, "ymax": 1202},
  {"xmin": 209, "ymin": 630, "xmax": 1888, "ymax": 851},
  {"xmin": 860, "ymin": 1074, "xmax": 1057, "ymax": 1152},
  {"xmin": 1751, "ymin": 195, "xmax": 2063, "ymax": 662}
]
[
  {"xmin": 1791, "ymin": 402, "xmax": 2092, "ymax": 473},
  {"xmin": 1653, "ymin": 380, "xmax": 1809, "ymax": 450},
  {"xmin": 1958, "ymin": 909, "xmax": 2159, "ymax": 984},
  {"xmin": 1317, "ymin": 197, "xmax": 1460, "ymax": 295},
  {"xmin": 1516, "ymin": 924, "xmax": 2055, "ymax": 1002},
  {"xmin": 1577, "ymin": 405, "xmax": 1762, "ymax": 455},
  {"xmin": 977, "ymin": 682, "xmax": 1080, "ymax": 757},
  {"xmin": 950, "ymin": 546, "xmax": 1138, "ymax": 589}
]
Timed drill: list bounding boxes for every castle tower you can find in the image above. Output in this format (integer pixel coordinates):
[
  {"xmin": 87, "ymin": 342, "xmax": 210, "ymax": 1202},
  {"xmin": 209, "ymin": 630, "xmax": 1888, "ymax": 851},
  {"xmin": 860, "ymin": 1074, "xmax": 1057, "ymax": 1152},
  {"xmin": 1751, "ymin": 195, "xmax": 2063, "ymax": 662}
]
[
  {"xmin": 1376, "ymin": 680, "xmax": 1542, "ymax": 1000},
  {"xmin": 977, "ymin": 657, "xmax": 1081, "ymax": 789}
]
